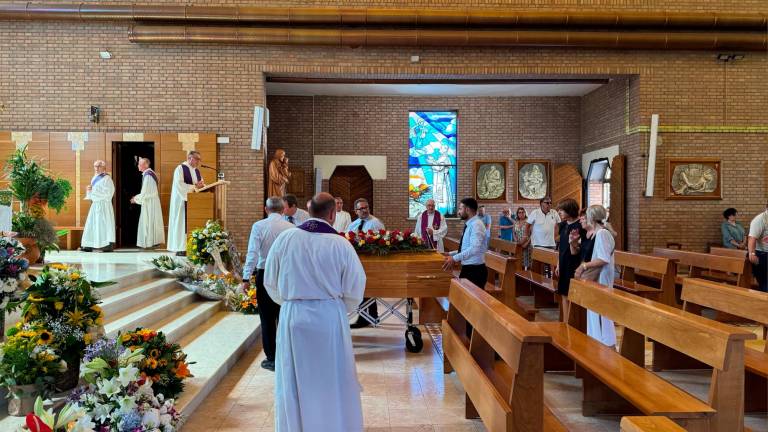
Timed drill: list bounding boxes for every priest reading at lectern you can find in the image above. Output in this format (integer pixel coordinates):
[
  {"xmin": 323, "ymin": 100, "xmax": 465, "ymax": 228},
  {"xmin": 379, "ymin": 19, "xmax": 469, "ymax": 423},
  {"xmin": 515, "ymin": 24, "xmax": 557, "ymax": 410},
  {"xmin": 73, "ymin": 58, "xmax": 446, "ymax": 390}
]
[
  {"xmin": 168, "ymin": 151, "xmax": 204, "ymax": 256},
  {"xmin": 81, "ymin": 160, "xmax": 115, "ymax": 252}
]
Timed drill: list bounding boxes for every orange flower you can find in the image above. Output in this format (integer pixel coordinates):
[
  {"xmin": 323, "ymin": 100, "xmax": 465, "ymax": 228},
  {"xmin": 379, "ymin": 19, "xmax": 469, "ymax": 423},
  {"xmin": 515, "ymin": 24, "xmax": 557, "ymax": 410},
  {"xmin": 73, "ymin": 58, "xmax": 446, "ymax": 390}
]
[{"xmin": 174, "ymin": 361, "xmax": 191, "ymax": 378}]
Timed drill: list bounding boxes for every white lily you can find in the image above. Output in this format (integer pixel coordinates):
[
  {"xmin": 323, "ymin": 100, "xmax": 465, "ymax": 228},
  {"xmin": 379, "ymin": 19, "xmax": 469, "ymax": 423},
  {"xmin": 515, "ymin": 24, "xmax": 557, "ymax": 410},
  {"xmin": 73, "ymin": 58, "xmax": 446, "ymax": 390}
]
[{"xmin": 118, "ymin": 364, "xmax": 140, "ymax": 386}]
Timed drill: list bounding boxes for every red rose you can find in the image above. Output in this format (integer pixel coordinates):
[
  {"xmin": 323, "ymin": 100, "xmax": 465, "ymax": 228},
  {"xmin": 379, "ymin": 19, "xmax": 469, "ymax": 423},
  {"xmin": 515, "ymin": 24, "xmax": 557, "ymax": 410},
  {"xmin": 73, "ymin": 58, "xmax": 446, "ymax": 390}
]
[
  {"xmin": 379, "ymin": 229, "xmax": 387, "ymax": 235},
  {"xmin": 403, "ymin": 230, "xmax": 411, "ymax": 237},
  {"xmin": 391, "ymin": 230, "xmax": 400, "ymax": 236},
  {"xmin": 347, "ymin": 231, "xmax": 356, "ymax": 238},
  {"xmin": 366, "ymin": 237, "xmax": 375, "ymax": 244},
  {"xmin": 378, "ymin": 239, "xmax": 387, "ymax": 246}
]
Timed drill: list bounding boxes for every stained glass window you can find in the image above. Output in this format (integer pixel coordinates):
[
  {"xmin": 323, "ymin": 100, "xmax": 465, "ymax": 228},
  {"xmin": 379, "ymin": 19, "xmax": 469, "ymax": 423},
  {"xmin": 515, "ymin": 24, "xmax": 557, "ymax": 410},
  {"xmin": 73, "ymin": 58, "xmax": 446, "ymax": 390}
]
[{"xmin": 408, "ymin": 111, "xmax": 458, "ymax": 218}]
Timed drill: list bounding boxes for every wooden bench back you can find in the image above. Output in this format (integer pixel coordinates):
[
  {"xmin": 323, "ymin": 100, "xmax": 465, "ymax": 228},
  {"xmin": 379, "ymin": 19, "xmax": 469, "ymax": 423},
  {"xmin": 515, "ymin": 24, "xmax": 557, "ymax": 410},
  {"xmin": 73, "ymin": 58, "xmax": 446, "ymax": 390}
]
[
  {"xmin": 652, "ymin": 247, "xmax": 745, "ymax": 276},
  {"xmin": 485, "ymin": 250, "xmax": 520, "ymax": 310},
  {"xmin": 682, "ymin": 278, "xmax": 768, "ymax": 330},
  {"xmin": 444, "ymin": 236, "xmax": 460, "ymax": 253},
  {"xmin": 489, "ymin": 238, "xmax": 520, "ymax": 256},
  {"xmin": 709, "ymin": 246, "xmax": 748, "ymax": 259},
  {"xmin": 568, "ymin": 279, "xmax": 754, "ymax": 370},
  {"xmin": 568, "ymin": 279, "xmax": 756, "ymax": 432},
  {"xmin": 614, "ymin": 251, "xmax": 677, "ymax": 306},
  {"xmin": 530, "ymin": 247, "xmax": 558, "ymax": 270},
  {"xmin": 443, "ymin": 278, "xmax": 551, "ymax": 432}
]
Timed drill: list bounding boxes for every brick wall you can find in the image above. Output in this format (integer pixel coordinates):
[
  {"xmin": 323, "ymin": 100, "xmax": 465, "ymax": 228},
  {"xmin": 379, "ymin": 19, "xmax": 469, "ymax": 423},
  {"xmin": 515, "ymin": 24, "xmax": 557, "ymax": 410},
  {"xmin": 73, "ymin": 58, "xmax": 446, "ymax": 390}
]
[
  {"xmin": 268, "ymin": 95, "xmax": 581, "ymax": 238},
  {"xmin": 1, "ymin": 1, "xmax": 767, "ymax": 252}
]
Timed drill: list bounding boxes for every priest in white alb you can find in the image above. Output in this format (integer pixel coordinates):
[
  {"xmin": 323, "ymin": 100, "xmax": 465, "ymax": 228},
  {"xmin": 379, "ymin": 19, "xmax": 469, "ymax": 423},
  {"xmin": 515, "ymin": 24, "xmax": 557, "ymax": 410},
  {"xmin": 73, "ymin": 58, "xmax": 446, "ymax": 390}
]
[
  {"xmin": 81, "ymin": 160, "xmax": 115, "ymax": 252},
  {"xmin": 131, "ymin": 157, "xmax": 164, "ymax": 248},
  {"xmin": 414, "ymin": 199, "xmax": 448, "ymax": 252},
  {"xmin": 264, "ymin": 192, "xmax": 365, "ymax": 432},
  {"xmin": 167, "ymin": 151, "xmax": 204, "ymax": 255},
  {"xmin": 333, "ymin": 196, "xmax": 351, "ymax": 232}
]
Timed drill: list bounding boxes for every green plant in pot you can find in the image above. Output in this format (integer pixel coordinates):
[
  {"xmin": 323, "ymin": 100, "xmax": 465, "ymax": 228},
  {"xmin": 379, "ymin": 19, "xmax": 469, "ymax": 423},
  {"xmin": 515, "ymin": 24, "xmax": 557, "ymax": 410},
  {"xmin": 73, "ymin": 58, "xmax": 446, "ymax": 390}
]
[{"xmin": 5, "ymin": 146, "xmax": 71, "ymax": 262}]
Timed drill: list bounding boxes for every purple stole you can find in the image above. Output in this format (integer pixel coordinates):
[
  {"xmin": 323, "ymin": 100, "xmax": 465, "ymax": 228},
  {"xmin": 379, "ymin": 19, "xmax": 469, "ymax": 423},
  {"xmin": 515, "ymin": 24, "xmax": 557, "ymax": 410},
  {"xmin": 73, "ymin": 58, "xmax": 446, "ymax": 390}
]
[
  {"xmin": 297, "ymin": 219, "xmax": 338, "ymax": 234},
  {"xmin": 420, "ymin": 211, "xmax": 442, "ymax": 248},
  {"xmin": 91, "ymin": 173, "xmax": 108, "ymax": 187},
  {"xmin": 181, "ymin": 164, "xmax": 201, "ymax": 185},
  {"xmin": 143, "ymin": 169, "xmax": 158, "ymax": 185}
]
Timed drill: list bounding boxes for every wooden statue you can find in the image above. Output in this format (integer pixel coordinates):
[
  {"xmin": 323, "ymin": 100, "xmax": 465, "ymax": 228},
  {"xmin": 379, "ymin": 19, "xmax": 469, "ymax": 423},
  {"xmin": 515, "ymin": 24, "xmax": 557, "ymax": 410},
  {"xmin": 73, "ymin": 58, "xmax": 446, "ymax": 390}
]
[{"xmin": 268, "ymin": 149, "xmax": 291, "ymax": 198}]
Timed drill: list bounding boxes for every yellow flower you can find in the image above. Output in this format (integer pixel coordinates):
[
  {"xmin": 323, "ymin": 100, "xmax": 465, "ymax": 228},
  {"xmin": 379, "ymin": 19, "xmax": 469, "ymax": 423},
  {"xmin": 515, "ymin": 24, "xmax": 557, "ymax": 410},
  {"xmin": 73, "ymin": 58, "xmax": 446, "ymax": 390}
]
[
  {"xmin": 246, "ymin": 289, "xmax": 256, "ymax": 297},
  {"xmin": 149, "ymin": 349, "xmax": 160, "ymax": 359},
  {"xmin": 70, "ymin": 273, "xmax": 80, "ymax": 280},
  {"xmin": 65, "ymin": 308, "xmax": 86, "ymax": 326},
  {"xmin": 91, "ymin": 305, "xmax": 102, "ymax": 313},
  {"xmin": 147, "ymin": 358, "xmax": 158, "ymax": 369},
  {"xmin": 77, "ymin": 295, "xmax": 84, "ymax": 303},
  {"xmin": 28, "ymin": 294, "xmax": 45, "ymax": 302},
  {"xmin": 51, "ymin": 263, "xmax": 68, "ymax": 270},
  {"xmin": 84, "ymin": 333, "xmax": 92, "ymax": 344},
  {"xmin": 37, "ymin": 330, "xmax": 53, "ymax": 345},
  {"xmin": 95, "ymin": 316, "xmax": 104, "ymax": 326},
  {"xmin": 121, "ymin": 334, "xmax": 132, "ymax": 342},
  {"xmin": 385, "ymin": 241, "xmax": 390, "ymax": 246},
  {"xmin": 54, "ymin": 302, "xmax": 64, "ymax": 311}
]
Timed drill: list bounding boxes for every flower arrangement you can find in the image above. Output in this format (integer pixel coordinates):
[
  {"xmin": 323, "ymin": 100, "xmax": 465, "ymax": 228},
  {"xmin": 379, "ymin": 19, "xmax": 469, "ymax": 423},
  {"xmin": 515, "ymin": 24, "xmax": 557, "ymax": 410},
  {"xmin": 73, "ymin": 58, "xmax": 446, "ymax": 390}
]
[
  {"xmin": 6, "ymin": 263, "xmax": 112, "ymax": 390},
  {"xmin": 343, "ymin": 229, "xmax": 428, "ymax": 256},
  {"xmin": 119, "ymin": 328, "xmax": 193, "ymax": 399},
  {"xmin": 196, "ymin": 273, "xmax": 239, "ymax": 301},
  {"xmin": 24, "ymin": 396, "xmax": 94, "ymax": 432},
  {"xmin": 150, "ymin": 255, "xmax": 203, "ymax": 283},
  {"xmin": 0, "ymin": 322, "xmax": 67, "ymax": 398},
  {"xmin": 186, "ymin": 220, "xmax": 230, "ymax": 266},
  {"xmin": 63, "ymin": 336, "xmax": 184, "ymax": 432},
  {"xmin": 227, "ymin": 285, "xmax": 258, "ymax": 315},
  {"xmin": 0, "ymin": 237, "xmax": 29, "ymax": 310}
]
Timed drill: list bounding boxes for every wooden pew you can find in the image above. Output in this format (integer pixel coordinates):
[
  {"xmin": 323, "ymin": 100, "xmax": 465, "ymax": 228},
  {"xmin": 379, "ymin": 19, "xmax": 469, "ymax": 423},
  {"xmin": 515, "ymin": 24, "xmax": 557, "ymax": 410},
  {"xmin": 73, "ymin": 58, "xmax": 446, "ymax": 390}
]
[
  {"xmin": 538, "ymin": 279, "xmax": 756, "ymax": 432},
  {"xmin": 442, "ymin": 278, "xmax": 564, "ymax": 431},
  {"xmin": 444, "ymin": 236, "xmax": 460, "ymax": 253},
  {"xmin": 709, "ymin": 246, "xmax": 758, "ymax": 288},
  {"xmin": 620, "ymin": 417, "xmax": 686, "ymax": 432},
  {"xmin": 513, "ymin": 247, "xmax": 560, "ymax": 320},
  {"xmin": 614, "ymin": 251, "xmax": 677, "ymax": 306},
  {"xmin": 652, "ymin": 247, "xmax": 751, "ymax": 288},
  {"xmin": 653, "ymin": 278, "xmax": 768, "ymax": 413},
  {"xmin": 483, "ymin": 250, "xmax": 531, "ymax": 319},
  {"xmin": 489, "ymin": 238, "xmax": 521, "ymax": 256}
]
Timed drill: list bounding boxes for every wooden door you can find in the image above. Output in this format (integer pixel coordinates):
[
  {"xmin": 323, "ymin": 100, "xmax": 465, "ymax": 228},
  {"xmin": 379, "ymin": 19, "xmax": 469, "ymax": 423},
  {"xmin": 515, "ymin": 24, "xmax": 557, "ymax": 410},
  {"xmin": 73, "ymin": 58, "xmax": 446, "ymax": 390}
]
[
  {"xmin": 552, "ymin": 164, "xmax": 582, "ymax": 208},
  {"xmin": 329, "ymin": 166, "xmax": 374, "ymax": 218}
]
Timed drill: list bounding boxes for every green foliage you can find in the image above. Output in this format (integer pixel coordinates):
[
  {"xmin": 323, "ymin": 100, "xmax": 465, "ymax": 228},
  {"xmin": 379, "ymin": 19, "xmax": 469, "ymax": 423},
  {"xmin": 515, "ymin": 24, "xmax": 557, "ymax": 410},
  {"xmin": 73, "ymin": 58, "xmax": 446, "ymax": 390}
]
[
  {"xmin": 4, "ymin": 145, "xmax": 72, "ymax": 213},
  {"xmin": 12, "ymin": 214, "xmax": 60, "ymax": 257},
  {"xmin": 0, "ymin": 322, "xmax": 62, "ymax": 394}
]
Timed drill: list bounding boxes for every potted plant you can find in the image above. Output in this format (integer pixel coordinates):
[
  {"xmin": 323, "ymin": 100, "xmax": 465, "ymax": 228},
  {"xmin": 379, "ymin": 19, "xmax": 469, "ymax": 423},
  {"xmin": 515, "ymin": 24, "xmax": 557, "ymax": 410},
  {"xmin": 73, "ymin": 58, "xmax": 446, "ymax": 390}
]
[
  {"xmin": 12, "ymin": 213, "xmax": 60, "ymax": 264},
  {"xmin": 0, "ymin": 323, "xmax": 66, "ymax": 416}
]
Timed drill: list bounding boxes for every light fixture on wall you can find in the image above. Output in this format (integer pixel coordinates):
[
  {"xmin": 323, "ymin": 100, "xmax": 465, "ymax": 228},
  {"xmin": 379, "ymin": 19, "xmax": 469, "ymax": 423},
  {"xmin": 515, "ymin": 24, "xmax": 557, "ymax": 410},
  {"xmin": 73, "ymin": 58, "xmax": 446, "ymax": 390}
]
[
  {"xmin": 89, "ymin": 106, "xmax": 101, "ymax": 123},
  {"xmin": 98, "ymin": 49, "xmax": 112, "ymax": 60}
]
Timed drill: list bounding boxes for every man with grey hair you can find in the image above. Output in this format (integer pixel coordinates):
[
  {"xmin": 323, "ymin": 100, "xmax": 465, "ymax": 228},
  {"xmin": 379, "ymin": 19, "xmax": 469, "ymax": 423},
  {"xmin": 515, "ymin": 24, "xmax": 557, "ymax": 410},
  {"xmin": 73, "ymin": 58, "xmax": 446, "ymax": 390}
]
[
  {"xmin": 242, "ymin": 196, "xmax": 295, "ymax": 371},
  {"xmin": 347, "ymin": 198, "xmax": 385, "ymax": 233},
  {"xmin": 333, "ymin": 196, "xmax": 352, "ymax": 232},
  {"xmin": 81, "ymin": 160, "xmax": 115, "ymax": 252},
  {"xmin": 131, "ymin": 157, "xmax": 164, "ymax": 248},
  {"xmin": 168, "ymin": 151, "xmax": 205, "ymax": 255}
]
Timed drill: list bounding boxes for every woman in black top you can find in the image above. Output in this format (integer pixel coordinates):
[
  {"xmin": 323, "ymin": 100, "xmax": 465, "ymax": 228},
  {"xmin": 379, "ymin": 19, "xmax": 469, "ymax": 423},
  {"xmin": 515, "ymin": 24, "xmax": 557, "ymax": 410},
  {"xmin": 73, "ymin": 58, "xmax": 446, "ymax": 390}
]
[
  {"xmin": 555, "ymin": 198, "xmax": 585, "ymax": 296},
  {"xmin": 575, "ymin": 209, "xmax": 595, "ymax": 263}
]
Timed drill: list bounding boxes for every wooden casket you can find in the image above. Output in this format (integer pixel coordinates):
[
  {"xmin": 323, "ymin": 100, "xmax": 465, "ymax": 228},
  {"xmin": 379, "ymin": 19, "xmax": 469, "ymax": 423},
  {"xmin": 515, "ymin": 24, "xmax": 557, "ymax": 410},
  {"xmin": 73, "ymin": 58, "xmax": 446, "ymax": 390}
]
[{"xmin": 359, "ymin": 251, "xmax": 453, "ymax": 298}]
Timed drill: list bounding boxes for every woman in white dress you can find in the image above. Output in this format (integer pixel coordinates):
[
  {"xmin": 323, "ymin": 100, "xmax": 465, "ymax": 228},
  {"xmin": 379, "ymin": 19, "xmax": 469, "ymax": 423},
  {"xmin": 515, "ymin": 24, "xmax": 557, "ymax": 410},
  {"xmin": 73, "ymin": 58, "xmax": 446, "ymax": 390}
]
[{"xmin": 574, "ymin": 205, "xmax": 617, "ymax": 347}]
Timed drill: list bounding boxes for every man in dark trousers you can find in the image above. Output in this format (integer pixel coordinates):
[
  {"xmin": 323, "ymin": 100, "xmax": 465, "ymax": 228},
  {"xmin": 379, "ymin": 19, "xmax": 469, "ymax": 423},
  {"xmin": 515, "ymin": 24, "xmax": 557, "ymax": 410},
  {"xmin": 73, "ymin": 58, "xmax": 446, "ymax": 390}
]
[{"xmin": 442, "ymin": 197, "xmax": 488, "ymax": 290}]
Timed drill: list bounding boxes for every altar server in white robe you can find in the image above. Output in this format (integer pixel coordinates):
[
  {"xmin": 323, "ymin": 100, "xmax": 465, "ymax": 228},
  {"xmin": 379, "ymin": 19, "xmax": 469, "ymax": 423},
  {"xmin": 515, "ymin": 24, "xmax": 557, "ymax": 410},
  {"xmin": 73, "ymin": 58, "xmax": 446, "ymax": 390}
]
[
  {"xmin": 264, "ymin": 192, "xmax": 366, "ymax": 432},
  {"xmin": 414, "ymin": 199, "xmax": 448, "ymax": 252},
  {"xmin": 333, "ymin": 196, "xmax": 351, "ymax": 232},
  {"xmin": 81, "ymin": 160, "xmax": 115, "ymax": 251},
  {"xmin": 167, "ymin": 151, "xmax": 204, "ymax": 255},
  {"xmin": 131, "ymin": 157, "xmax": 164, "ymax": 248}
]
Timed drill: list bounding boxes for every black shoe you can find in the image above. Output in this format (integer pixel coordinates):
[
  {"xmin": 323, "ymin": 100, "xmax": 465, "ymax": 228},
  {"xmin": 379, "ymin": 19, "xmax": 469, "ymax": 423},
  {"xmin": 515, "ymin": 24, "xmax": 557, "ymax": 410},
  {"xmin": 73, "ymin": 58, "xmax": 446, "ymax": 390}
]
[
  {"xmin": 175, "ymin": 251, "xmax": 187, "ymax": 257},
  {"xmin": 261, "ymin": 359, "xmax": 275, "ymax": 371},
  {"xmin": 102, "ymin": 245, "xmax": 114, "ymax": 252},
  {"xmin": 79, "ymin": 247, "xmax": 93, "ymax": 252},
  {"xmin": 350, "ymin": 318, "xmax": 372, "ymax": 329}
]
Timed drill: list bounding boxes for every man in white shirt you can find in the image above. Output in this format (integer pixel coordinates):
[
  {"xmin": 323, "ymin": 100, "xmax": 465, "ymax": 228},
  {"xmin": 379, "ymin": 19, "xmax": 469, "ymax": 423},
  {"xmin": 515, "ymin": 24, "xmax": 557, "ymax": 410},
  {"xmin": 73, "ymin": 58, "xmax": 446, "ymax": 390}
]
[
  {"xmin": 81, "ymin": 160, "xmax": 116, "ymax": 252},
  {"xmin": 347, "ymin": 198, "xmax": 385, "ymax": 233},
  {"xmin": 414, "ymin": 199, "xmax": 448, "ymax": 252},
  {"xmin": 348, "ymin": 197, "xmax": 385, "ymax": 328},
  {"xmin": 131, "ymin": 157, "xmax": 164, "ymax": 249},
  {"xmin": 526, "ymin": 196, "xmax": 560, "ymax": 248},
  {"xmin": 748, "ymin": 200, "xmax": 768, "ymax": 292},
  {"xmin": 282, "ymin": 194, "xmax": 309, "ymax": 225},
  {"xmin": 168, "ymin": 151, "xmax": 205, "ymax": 255},
  {"xmin": 264, "ymin": 192, "xmax": 365, "ymax": 432},
  {"xmin": 242, "ymin": 196, "xmax": 295, "ymax": 371},
  {"xmin": 333, "ymin": 196, "xmax": 352, "ymax": 232},
  {"xmin": 443, "ymin": 197, "xmax": 487, "ymax": 290}
]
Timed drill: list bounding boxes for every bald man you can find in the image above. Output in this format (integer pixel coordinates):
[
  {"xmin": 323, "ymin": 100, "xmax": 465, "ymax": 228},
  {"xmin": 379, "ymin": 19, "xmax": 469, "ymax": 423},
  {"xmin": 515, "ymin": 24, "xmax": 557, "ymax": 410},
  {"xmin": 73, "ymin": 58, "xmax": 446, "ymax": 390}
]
[{"xmin": 81, "ymin": 160, "xmax": 115, "ymax": 252}]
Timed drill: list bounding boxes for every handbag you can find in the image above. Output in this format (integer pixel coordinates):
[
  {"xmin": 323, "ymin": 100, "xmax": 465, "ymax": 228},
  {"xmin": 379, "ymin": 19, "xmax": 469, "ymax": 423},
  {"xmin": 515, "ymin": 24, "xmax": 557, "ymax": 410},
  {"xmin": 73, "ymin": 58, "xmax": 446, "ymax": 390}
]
[{"xmin": 579, "ymin": 264, "xmax": 602, "ymax": 282}]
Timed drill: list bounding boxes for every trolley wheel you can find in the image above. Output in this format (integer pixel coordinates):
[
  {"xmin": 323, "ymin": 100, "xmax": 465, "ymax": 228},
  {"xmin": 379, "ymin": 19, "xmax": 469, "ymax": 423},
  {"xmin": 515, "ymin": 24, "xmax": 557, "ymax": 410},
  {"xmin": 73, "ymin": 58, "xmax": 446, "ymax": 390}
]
[{"xmin": 405, "ymin": 325, "xmax": 423, "ymax": 353}]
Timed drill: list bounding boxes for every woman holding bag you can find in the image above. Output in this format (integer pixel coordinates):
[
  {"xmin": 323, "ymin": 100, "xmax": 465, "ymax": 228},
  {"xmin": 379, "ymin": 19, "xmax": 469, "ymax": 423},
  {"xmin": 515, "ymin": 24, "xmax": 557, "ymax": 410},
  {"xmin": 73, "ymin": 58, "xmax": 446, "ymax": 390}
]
[{"xmin": 574, "ymin": 205, "xmax": 617, "ymax": 347}]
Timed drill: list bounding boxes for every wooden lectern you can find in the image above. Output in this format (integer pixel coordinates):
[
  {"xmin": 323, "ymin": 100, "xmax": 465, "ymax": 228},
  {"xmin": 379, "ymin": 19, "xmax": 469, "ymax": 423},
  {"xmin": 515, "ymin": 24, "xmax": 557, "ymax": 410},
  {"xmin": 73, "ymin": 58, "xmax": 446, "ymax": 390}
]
[{"xmin": 187, "ymin": 180, "xmax": 230, "ymax": 231}]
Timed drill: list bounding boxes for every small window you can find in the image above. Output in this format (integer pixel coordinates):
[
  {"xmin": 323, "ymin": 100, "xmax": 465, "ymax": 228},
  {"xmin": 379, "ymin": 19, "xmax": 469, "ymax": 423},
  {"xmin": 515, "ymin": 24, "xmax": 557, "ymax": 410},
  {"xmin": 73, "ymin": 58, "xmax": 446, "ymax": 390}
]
[{"xmin": 586, "ymin": 158, "xmax": 611, "ymax": 208}]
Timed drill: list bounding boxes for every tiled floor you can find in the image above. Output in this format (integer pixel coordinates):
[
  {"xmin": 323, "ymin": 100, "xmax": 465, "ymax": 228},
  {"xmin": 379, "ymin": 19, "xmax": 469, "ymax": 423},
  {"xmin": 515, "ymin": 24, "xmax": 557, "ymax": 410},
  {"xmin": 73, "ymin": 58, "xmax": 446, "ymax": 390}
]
[
  {"xmin": 42, "ymin": 249, "xmax": 167, "ymax": 281},
  {"xmin": 184, "ymin": 320, "xmax": 487, "ymax": 432}
]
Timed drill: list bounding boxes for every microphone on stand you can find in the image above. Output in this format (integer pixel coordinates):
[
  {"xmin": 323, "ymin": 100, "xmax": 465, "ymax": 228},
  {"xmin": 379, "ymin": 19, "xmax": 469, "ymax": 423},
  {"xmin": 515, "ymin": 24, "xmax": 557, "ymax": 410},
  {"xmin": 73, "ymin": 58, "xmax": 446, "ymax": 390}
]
[{"xmin": 200, "ymin": 164, "xmax": 225, "ymax": 180}]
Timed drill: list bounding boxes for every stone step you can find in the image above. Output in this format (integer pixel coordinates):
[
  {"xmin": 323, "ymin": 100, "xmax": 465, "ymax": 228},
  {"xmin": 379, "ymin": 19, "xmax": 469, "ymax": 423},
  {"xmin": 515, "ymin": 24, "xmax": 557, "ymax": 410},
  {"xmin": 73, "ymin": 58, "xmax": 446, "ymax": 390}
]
[
  {"xmin": 156, "ymin": 301, "xmax": 224, "ymax": 345},
  {"xmin": 96, "ymin": 268, "xmax": 161, "ymax": 298},
  {"xmin": 104, "ymin": 290, "xmax": 198, "ymax": 338},
  {"xmin": 175, "ymin": 312, "xmax": 262, "ymax": 415},
  {"xmin": 100, "ymin": 278, "xmax": 179, "ymax": 318}
]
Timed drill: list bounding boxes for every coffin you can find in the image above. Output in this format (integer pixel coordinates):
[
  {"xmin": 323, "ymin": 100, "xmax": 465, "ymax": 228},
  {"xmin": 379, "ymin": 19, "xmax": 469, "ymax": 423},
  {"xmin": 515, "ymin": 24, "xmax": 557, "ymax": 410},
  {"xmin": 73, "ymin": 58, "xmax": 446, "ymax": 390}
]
[{"xmin": 359, "ymin": 251, "xmax": 453, "ymax": 298}]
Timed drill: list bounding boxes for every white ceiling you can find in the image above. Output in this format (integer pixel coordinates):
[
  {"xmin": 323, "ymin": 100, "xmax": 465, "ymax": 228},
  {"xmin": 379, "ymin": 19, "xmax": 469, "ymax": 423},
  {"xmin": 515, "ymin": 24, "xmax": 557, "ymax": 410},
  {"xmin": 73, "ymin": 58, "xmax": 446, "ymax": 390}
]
[{"xmin": 266, "ymin": 82, "xmax": 604, "ymax": 97}]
